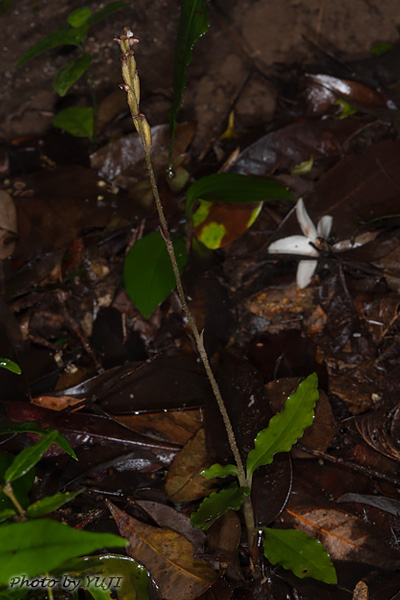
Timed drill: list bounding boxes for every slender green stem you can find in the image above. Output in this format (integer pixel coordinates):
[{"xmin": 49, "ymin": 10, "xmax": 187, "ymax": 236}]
[{"xmin": 3, "ymin": 481, "xmax": 25, "ymax": 519}]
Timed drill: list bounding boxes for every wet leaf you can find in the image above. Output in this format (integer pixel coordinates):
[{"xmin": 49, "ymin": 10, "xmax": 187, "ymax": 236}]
[
  {"xmin": 168, "ymin": 0, "xmax": 209, "ymax": 166},
  {"xmin": 165, "ymin": 428, "xmax": 218, "ymax": 503},
  {"xmin": 202, "ymin": 463, "xmax": 238, "ymax": 479},
  {"xmin": 186, "ymin": 173, "xmax": 294, "ymax": 218},
  {"xmin": 0, "ymin": 451, "xmax": 35, "ymax": 512},
  {"xmin": 262, "ymin": 527, "xmax": 337, "ymax": 584},
  {"xmin": 190, "ymin": 485, "xmax": 250, "ymax": 531},
  {"xmin": 4, "ymin": 430, "xmax": 58, "ymax": 482},
  {"xmin": 0, "ymin": 358, "xmax": 21, "ymax": 375},
  {"xmin": 53, "ymin": 54, "xmax": 92, "ymax": 97},
  {"xmin": 53, "ymin": 107, "xmax": 94, "ymax": 139},
  {"xmin": 124, "ymin": 232, "xmax": 187, "ymax": 319},
  {"xmin": 246, "ymin": 374, "xmax": 318, "ymax": 479},
  {"xmin": 67, "ymin": 6, "xmax": 91, "ymax": 27},
  {"xmin": 26, "ymin": 490, "xmax": 83, "ymax": 518},
  {"xmin": 107, "ymin": 501, "xmax": 217, "ymax": 600},
  {"xmin": 17, "ymin": 25, "xmax": 89, "ymax": 66},
  {"xmin": 0, "ymin": 519, "xmax": 127, "ymax": 585}
]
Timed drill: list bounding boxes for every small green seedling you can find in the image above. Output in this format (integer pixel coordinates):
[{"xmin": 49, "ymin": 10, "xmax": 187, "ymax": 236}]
[
  {"xmin": 191, "ymin": 374, "xmax": 338, "ymax": 585},
  {"xmin": 17, "ymin": 1, "xmax": 128, "ymax": 140},
  {"xmin": 0, "ymin": 423, "xmax": 129, "ymax": 599}
]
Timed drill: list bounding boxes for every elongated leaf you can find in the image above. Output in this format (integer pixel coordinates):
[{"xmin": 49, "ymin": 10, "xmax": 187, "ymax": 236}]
[
  {"xmin": 0, "ymin": 358, "xmax": 21, "ymax": 374},
  {"xmin": 262, "ymin": 527, "xmax": 337, "ymax": 584},
  {"xmin": 17, "ymin": 25, "xmax": 88, "ymax": 66},
  {"xmin": 67, "ymin": 7, "xmax": 92, "ymax": 28},
  {"xmin": 0, "ymin": 519, "xmax": 127, "ymax": 585},
  {"xmin": 246, "ymin": 373, "xmax": 318, "ymax": 479},
  {"xmin": 190, "ymin": 485, "xmax": 250, "ymax": 531},
  {"xmin": 4, "ymin": 430, "xmax": 59, "ymax": 482},
  {"xmin": 0, "ymin": 450, "xmax": 35, "ymax": 511},
  {"xmin": 26, "ymin": 490, "xmax": 83, "ymax": 518},
  {"xmin": 85, "ymin": 1, "xmax": 129, "ymax": 27},
  {"xmin": 0, "ymin": 508, "xmax": 16, "ymax": 522},
  {"xmin": 0, "ymin": 422, "xmax": 77, "ymax": 460},
  {"xmin": 201, "ymin": 463, "xmax": 238, "ymax": 479},
  {"xmin": 53, "ymin": 107, "xmax": 94, "ymax": 139},
  {"xmin": 107, "ymin": 501, "xmax": 217, "ymax": 600},
  {"xmin": 168, "ymin": 0, "xmax": 209, "ymax": 167},
  {"xmin": 53, "ymin": 54, "xmax": 92, "ymax": 96},
  {"xmin": 124, "ymin": 232, "xmax": 187, "ymax": 319},
  {"xmin": 186, "ymin": 173, "xmax": 294, "ymax": 218}
]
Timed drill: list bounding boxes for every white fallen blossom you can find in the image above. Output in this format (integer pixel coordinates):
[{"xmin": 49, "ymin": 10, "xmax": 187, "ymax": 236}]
[{"xmin": 268, "ymin": 198, "xmax": 333, "ymax": 289}]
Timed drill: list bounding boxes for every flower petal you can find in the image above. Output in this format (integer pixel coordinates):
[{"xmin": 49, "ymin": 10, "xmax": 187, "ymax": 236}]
[
  {"xmin": 268, "ymin": 235, "xmax": 318, "ymax": 256},
  {"xmin": 296, "ymin": 259, "xmax": 318, "ymax": 288},
  {"xmin": 317, "ymin": 215, "xmax": 333, "ymax": 239},
  {"xmin": 296, "ymin": 198, "xmax": 317, "ymax": 241}
]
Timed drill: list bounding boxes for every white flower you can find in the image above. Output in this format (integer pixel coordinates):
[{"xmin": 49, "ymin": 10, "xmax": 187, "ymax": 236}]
[{"xmin": 268, "ymin": 198, "xmax": 333, "ymax": 289}]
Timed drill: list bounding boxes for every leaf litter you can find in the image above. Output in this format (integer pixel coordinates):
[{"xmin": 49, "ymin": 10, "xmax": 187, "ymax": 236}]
[{"xmin": 2, "ymin": 10, "xmax": 400, "ymax": 600}]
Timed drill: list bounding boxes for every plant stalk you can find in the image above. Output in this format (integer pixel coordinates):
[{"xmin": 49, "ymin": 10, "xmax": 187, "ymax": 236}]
[{"xmin": 116, "ymin": 29, "xmax": 256, "ymax": 549}]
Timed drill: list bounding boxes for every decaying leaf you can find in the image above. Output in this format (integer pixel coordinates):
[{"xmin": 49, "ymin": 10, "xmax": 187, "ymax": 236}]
[
  {"xmin": 0, "ymin": 190, "xmax": 17, "ymax": 259},
  {"xmin": 165, "ymin": 428, "xmax": 218, "ymax": 503},
  {"xmin": 107, "ymin": 501, "xmax": 218, "ymax": 600}
]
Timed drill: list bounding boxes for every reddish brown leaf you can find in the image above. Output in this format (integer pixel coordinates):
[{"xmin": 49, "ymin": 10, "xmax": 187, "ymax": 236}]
[{"xmin": 107, "ymin": 500, "xmax": 218, "ymax": 600}]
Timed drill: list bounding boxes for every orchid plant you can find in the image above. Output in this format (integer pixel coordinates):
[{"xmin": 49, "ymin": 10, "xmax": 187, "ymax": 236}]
[{"xmin": 268, "ymin": 198, "xmax": 333, "ymax": 288}]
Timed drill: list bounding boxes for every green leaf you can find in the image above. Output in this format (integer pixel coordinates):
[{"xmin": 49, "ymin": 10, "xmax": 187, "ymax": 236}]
[
  {"xmin": 26, "ymin": 490, "xmax": 83, "ymax": 518},
  {"xmin": 0, "ymin": 451, "xmax": 35, "ymax": 511},
  {"xmin": 0, "ymin": 519, "xmax": 127, "ymax": 586},
  {"xmin": 53, "ymin": 54, "xmax": 92, "ymax": 96},
  {"xmin": 17, "ymin": 25, "xmax": 89, "ymax": 66},
  {"xmin": 262, "ymin": 527, "xmax": 337, "ymax": 584},
  {"xmin": 0, "ymin": 359, "xmax": 21, "ymax": 374},
  {"xmin": 0, "ymin": 508, "xmax": 16, "ymax": 522},
  {"xmin": 246, "ymin": 373, "xmax": 318, "ymax": 479},
  {"xmin": 53, "ymin": 107, "xmax": 94, "ymax": 139},
  {"xmin": 123, "ymin": 232, "xmax": 187, "ymax": 319},
  {"xmin": 186, "ymin": 173, "xmax": 294, "ymax": 218},
  {"xmin": 370, "ymin": 41, "xmax": 393, "ymax": 55},
  {"xmin": 67, "ymin": 7, "xmax": 92, "ymax": 28},
  {"xmin": 4, "ymin": 430, "xmax": 58, "ymax": 483},
  {"xmin": 202, "ymin": 463, "xmax": 238, "ymax": 479},
  {"xmin": 66, "ymin": 555, "xmax": 150, "ymax": 600},
  {"xmin": 85, "ymin": 1, "xmax": 129, "ymax": 27},
  {"xmin": 168, "ymin": 0, "xmax": 209, "ymax": 168},
  {"xmin": 191, "ymin": 485, "xmax": 250, "ymax": 531},
  {"xmin": 0, "ymin": 585, "xmax": 30, "ymax": 600},
  {"xmin": 0, "ymin": 422, "xmax": 77, "ymax": 461}
]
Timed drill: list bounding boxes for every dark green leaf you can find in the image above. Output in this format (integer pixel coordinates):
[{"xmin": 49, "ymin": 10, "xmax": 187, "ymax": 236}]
[
  {"xmin": 85, "ymin": 1, "xmax": 129, "ymax": 27},
  {"xmin": 0, "ymin": 519, "xmax": 127, "ymax": 585},
  {"xmin": 262, "ymin": 527, "xmax": 337, "ymax": 584},
  {"xmin": 186, "ymin": 173, "xmax": 294, "ymax": 218},
  {"xmin": 0, "ymin": 422, "xmax": 77, "ymax": 461},
  {"xmin": 191, "ymin": 485, "xmax": 250, "ymax": 531},
  {"xmin": 4, "ymin": 430, "xmax": 58, "ymax": 482},
  {"xmin": 53, "ymin": 54, "xmax": 92, "ymax": 96},
  {"xmin": 0, "ymin": 451, "xmax": 35, "ymax": 511},
  {"xmin": 53, "ymin": 107, "xmax": 94, "ymax": 139},
  {"xmin": 0, "ymin": 508, "xmax": 16, "ymax": 522},
  {"xmin": 0, "ymin": 359, "xmax": 21, "ymax": 374},
  {"xmin": 0, "ymin": 585, "xmax": 29, "ymax": 600},
  {"xmin": 26, "ymin": 490, "xmax": 83, "ymax": 518},
  {"xmin": 124, "ymin": 232, "xmax": 187, "ymax": 319},
  {"xmin": 202, "ymin": 463, "xmax": 238, "ymax": 479},
  {"xmin": 17, "ymin": 25, "xmax": 88, "ymax": 66},
  {"xmin": 246, "ymin": 373, "xmax": 318, "ymax": 479},
  {"xmin": 168, "ymin": 0, "xmax": 209, "ymax": 168},
  {"xmin": 72, "ymin": 555, "xmax": 150, "ymax": 600},
  {"xmin": 67, "ymin": 7, "xmax": 92, "ymax": 28}
]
